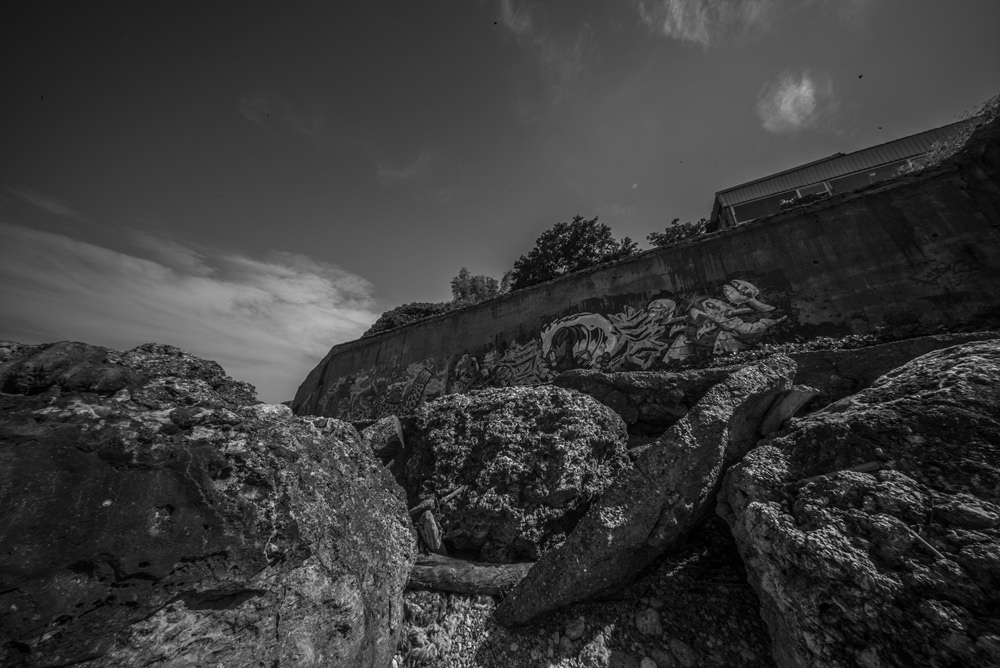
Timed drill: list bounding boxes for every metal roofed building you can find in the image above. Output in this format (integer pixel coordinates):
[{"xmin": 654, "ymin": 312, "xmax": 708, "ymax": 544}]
[{"xmin": 708, "ymin": 119, "xmax": 974, "ymax": 231}]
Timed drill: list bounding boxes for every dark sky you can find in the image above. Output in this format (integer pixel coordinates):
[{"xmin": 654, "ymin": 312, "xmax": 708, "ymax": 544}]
[{"xmin": 2, "ymin": 0, "xmax": 999, "ymax": 401}]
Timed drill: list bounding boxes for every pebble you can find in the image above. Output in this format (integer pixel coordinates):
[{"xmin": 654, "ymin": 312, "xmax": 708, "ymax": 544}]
[
  {"xmin": 635, "ymin": 608, "xmax": 663, "ymax": 636},
  {"xmin": 668, "ymin": 638, "xmax": 698, "ymax": 667},
  {"xmin": 641, "ymin": 658, "xmax": 658, "ymax": 668},
  {"xmin": 565, "ymin": 615, "xmax": 586, "ymax": 641},
  {"xmin": 648, "ymin": 647, "xmax": 676, "ymax": 667}
]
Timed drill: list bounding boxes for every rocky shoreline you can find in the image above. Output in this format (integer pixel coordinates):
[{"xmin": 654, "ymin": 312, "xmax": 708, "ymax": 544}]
[{"xmin": 2, "ymin": 333, "xmax": 998, "ymax": 666}]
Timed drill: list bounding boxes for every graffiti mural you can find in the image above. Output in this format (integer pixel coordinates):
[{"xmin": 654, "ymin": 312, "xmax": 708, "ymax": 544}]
[
  {"xmin": 322, "ymin": 279, "xmax": 789, "ymax": 420},
  {"xmin": 318, "ymin": 358, "xmax": 444, "ymax": 420}
]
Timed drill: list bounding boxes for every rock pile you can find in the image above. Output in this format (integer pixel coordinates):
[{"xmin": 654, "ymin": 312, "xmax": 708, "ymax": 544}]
[
  {"xmin": 496, "ymin": 355, "xmax": 794, "ymax": 625},
  {"xmin": 4, "ymin": 334, "xmax": 999, "ymax": 667}
]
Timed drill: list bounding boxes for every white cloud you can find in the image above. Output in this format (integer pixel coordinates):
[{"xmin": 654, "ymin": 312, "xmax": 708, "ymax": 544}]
[
  {"xmin": 0, "ymin": 222, "xmax": 380, "ymax": 403},
  {"xmin": 376, "ymin": 149, "xmax": 458, "ymax": 202},
  {"xmin": 632, "ymin": 0, "xmax": 779, "ymax": 47},
  {"xmin": 2, "ymin": 185, "xmax": 87, "ymax": 221},
  {"xmin": 238, "ymin": 89, "xmax": 327, "ymax": 139},
  {"xmin": 756, "ymin": 70, "xmax": 837, "ymax": 134}
]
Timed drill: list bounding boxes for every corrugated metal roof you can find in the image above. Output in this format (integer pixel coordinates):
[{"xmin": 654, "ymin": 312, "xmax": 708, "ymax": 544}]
[{"xmin": 716, "ymin": 120, "xmax": 973, "ymax": 207}]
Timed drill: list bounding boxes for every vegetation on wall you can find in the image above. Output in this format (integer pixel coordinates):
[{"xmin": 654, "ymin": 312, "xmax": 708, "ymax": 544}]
[
  {"xmin": 363, "ymin": 268, "xmax": 510, "ymax": 337},
  {"xmin": 647, "ymin": 218, "xmax": 709, "ymax": 248},
  {"xmin": 361, "ymin": 301, "xmax": 454, "ymax": 337},
  {"xmin": 508, "ymin": 215, "xmax": 639, "ymax": 291},
  {"xmin": 363, "ymin": 215, "xmax": 670, "ymax": 335},
  {"xmin": 450, "ymin": 267, "xmax": 506, "ymax": 305}
]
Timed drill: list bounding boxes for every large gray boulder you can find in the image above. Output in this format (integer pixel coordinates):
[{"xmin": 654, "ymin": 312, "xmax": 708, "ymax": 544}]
[
  {"xmin": 495, "ymin": 355, "xmax": 795, "ymax": 626},
  {"xmin": 0, "ymin": 341, "xmax": 416, "ymax": 668},
  {"xmin": 720, "ymin": 341, "xmax": 1000, "ymax": 667},
  {"xmin": 399, "ymin": 386, "xmax": 630, "ymax": 563}
]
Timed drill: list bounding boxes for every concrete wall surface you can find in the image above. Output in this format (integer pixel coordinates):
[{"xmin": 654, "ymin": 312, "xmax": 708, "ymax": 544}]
[{"xmin": 294, "ymin": 121, "xmax": 1000, "ymax": 421}]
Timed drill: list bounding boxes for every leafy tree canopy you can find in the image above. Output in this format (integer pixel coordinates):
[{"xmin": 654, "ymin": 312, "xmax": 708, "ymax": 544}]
[
  {"xmin": 647, "ymin": 218, "xmax": 708, "ymax": 248},
  {"xmin": 509, "ymin": 215, "xmax": 639, "ymax": 291},
  {"xmin": 450, "ymin": 267, "xmax": 501, "ymax": 305}
]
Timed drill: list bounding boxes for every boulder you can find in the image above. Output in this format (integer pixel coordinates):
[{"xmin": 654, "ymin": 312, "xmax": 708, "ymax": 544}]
[
  {"xmin": 0, "ymin": 341, "xmax": 415, "ymax": 668},
  {"xmin": 788, "ymin": 331, "xmax": 999, "ymax": 409},
  {"xmin": 400, "ymin": 386, "xmax": 630, "ymax": 563},
  {"xmin": 719, "ymin": 341, "xmax": 1000, "ymax": 667},
  {"xmin": 495, "ymin": 355, "xmax": 795, "ymax": 626},
  {"xmin": 552, "ymin": 367, "xmax": 734, "ymax": 435}
]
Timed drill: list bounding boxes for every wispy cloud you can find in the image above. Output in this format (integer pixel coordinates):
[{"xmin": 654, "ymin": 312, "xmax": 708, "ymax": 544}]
[
  {"xmin": 632, "ymin": 0, "xmax": 868, "ymax": 48},
  {"xmin": 376, "ymin": 148, "xmax": 458, "ymax": 202},
  {"xmin": 2, "ymin": 185, "xmax": 87, "ymax": 221},
  {"xmin": 756, "ymin": 70, "xmax": 837, "ymax": 134},
  {"xmin": 0, "ymin": 222, "xmax": 380, "ymax": 402},
  {"xmin": 500, "ymin": 0, "xmax": 533, "ymax": 36},
  {"xmin": 499, "ymin": 0, "xmax": 593, "ymax": 119},
  {"xmin": 238, "ymin": 89, "xmax": 328, "ymax": 140},
  {"xmin": 632, "ymin": 0, "xmax": 779, "ymax": 47}
]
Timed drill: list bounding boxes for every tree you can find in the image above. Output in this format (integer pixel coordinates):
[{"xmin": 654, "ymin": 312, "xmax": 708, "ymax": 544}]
[
  {"xmin": 450, "ymin": 268, "xmax": 501, "ymax": 305},
  {"xmin": 508, "ymin": 215, "xmax": 639, "ymax": 291},
  {"xmin": 362, "ymin": 301, "xmax": 454, "ymax": 337},
  {"xmin": 647, "ymin": 218, "xmax": 708, "ymax": 248}
]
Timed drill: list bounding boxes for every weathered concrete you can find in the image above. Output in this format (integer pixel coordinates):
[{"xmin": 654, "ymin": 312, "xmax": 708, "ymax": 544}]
[{"xmin": 294, "ymin": 118, "xmax": 1000, "ymax": 421}]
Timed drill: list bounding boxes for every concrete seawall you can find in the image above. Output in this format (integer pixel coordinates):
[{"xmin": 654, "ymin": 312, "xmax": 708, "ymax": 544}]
[{"xmin": 294, "ymin": 123, "xmax": 1000, "ymax": 421}]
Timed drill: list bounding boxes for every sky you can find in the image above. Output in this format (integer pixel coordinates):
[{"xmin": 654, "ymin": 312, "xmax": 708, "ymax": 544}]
[{"xmin": 2, "ymin": 1, "xmax": 998, "ymax": 403}]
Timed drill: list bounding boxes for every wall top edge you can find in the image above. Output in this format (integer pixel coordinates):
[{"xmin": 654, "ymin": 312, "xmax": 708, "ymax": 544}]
[{"xmin": 323, "ymin": 162, "xmax": 961, "ymax": 357}]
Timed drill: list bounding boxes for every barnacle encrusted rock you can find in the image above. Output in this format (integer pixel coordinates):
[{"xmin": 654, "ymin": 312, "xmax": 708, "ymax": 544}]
[
  {"xmin": 719, "ymin": 341, "xmax": 1000, "ymax": 668},
  {"xmin": 0, "ymin": 341, "xmax": 415, "ymax": 668},
  {"xmin": 400, "ymin": 385, "xmax": 630, "ymax": 563}
]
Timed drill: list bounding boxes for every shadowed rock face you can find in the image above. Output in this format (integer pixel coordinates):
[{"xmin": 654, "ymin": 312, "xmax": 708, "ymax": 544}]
[
  {"xmin": 720, "ymin": 341, "xmax": 1000, "ymax": 668},
  {"xmin": 0, "ymin": 341, "xmax": 415, "ymax": 668},
  {"xmin": 495, "ymin": 355, "xmax": 795, "ymax": 626},
  {"xmin": 787, "ymin": 332, "xmax": 1000, "ymax": 410},
  {"xmin": 552, "ymin": 367, "xmax": 734, "ymax": 436},
  {"xmin": 399, "ymin": 386, "xmax": 630, "ymax": 564}
]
